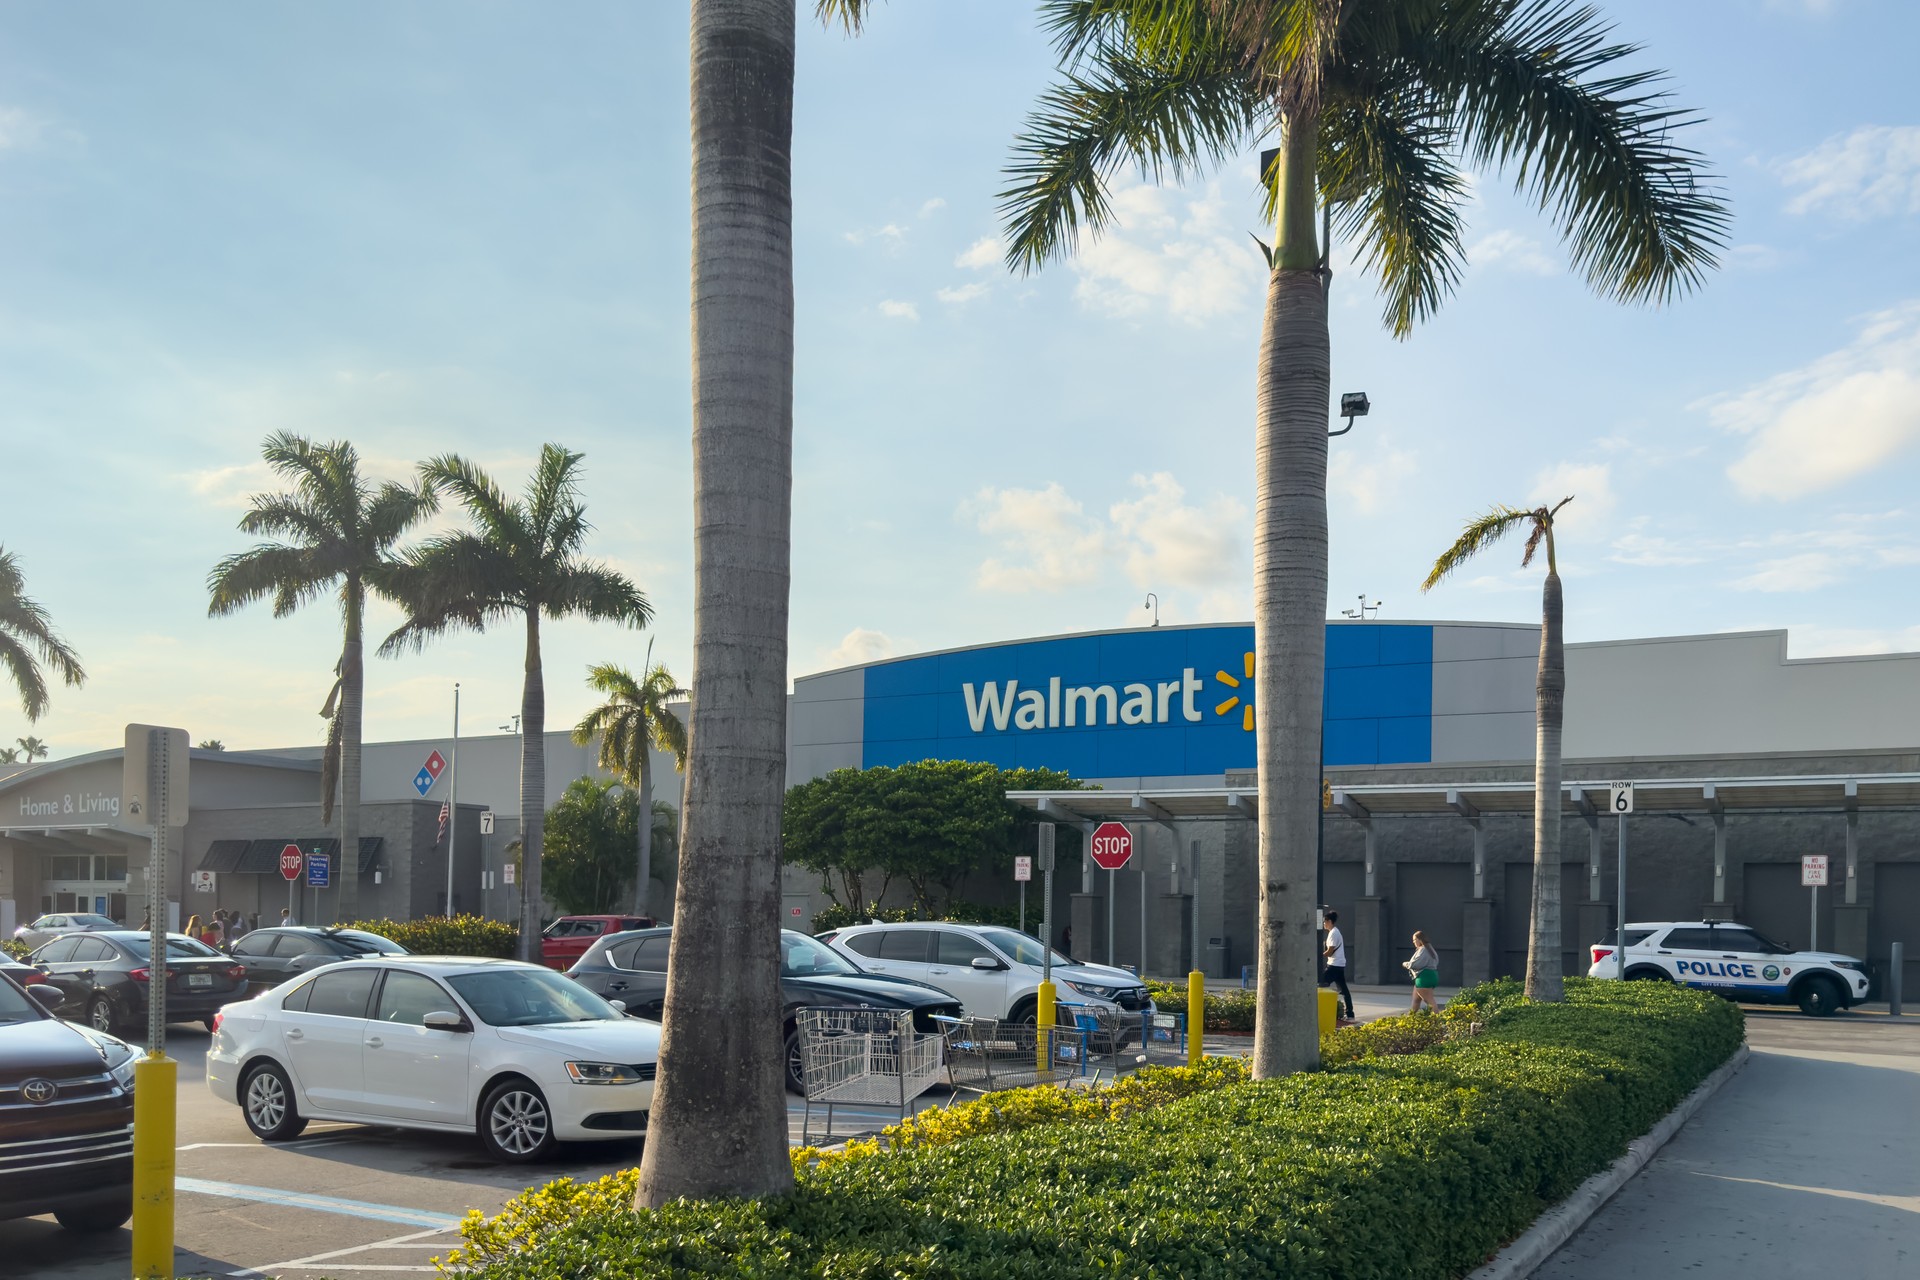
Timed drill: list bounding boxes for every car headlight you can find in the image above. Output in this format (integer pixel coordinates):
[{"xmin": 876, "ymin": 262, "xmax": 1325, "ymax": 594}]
[
  {"xmin": 1830, "ymin": 961, "xmax": 1864, "ymax": 971},
  {"xmin": 564, "ymin": 1061, "xmax": 644, "ymax": 1086},
  {"xmin": 1064, "ymin": 981, "xmax": 1117, "ymax": 1000},
  {"xmin": 109, "ymin": 1053, "xmax": 138, "ymax": 1092}
]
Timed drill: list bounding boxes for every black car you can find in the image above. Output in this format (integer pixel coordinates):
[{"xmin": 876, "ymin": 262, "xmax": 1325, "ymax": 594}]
[
  {"xmin": 0, "ymin": 973, "xmax": 137, "ymax": 1232},
  {"xmin": 567, "ymin": 928, "xmax": 962, "ymax": 1092},
  {"xmin": 225, "ymin": 926, "xmax": 408, "ymax": 993},
  {"xmin": 29, "ymin": 931, "xmax": 248, "ymax": 1036}
]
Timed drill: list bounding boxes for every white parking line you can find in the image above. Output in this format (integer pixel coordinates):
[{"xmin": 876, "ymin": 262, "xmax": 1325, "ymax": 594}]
[{"xmin": 245, "ymin": 1224, "xmax": 461, "ymax": 1275}]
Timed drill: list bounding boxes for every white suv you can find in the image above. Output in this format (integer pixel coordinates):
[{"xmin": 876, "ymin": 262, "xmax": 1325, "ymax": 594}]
[
  {"xmin": 1588, "ymin": 921, "xmax": 1870, "ymax": 1016},
  {"xmin": 819, "ymin": 922, "xmax": 1154, "ymax": 1046}
]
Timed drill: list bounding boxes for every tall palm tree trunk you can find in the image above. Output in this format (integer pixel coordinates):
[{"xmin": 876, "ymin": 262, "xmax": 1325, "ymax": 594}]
[
  {"xmin": 638, "ymin": 0, "xmax": 796, "ymax": 1207},
  {"xmin": 635, "ymin": 746, "xmax": 655, "ymax": 918},
  {"xmin": 336, "ymin": 583, "xmax": 364, "ymax": 925},
  {"xmin": 1526, "ymin": 555, "xmax": 1566, "ymax": 1000},
  {"xmin": 1250, "ymin": 116, "xmax": 1329, "ymax": 1079},
  {"xmin": 518, "ymin": 612, "xmax": 546, "ymax": 961}
]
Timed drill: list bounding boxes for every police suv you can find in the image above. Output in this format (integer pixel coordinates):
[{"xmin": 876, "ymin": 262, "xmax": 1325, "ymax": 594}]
[{"xmin": 1588, "ymin": 920, "xmax": 1870, "ymax": 1016}]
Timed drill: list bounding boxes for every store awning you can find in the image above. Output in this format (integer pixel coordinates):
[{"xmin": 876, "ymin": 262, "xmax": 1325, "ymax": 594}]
[{"xmin": 198, "ymin": 837, "xmax": 384, "ymax": 875}]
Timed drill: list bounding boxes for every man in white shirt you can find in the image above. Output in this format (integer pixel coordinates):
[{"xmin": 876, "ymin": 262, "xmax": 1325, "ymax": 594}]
[{"xmin": 1321, "ymin": 910, "xmax": 1355, "ymax": 1023}]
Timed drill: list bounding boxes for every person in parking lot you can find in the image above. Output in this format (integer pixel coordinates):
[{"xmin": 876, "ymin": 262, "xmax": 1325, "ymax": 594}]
[
  {"xmin": 1321, "ymin": 911, "xmax": 1355, "ymax": 1024},
  {"xmin": 279, "ymin": 908, "xmax": 297, "ymax": 927},
  {"xmin": 1403, "ymin": 931, "xmax": 1440, "ymax": 1013}
]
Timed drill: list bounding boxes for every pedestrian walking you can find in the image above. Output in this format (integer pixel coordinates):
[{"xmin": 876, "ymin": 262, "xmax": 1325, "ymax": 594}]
[
  {"xmin": 279, "ymin": 906, "xmax": 297, "ymax": 927},
  {"xmin": 184, "ymin": 913, "xmax": 202, "ymax": 942},
  {"xmin": 1403, "ymin": 931, "xmax": 1441, "ymax": 1013},
  {"xmin": 1321, "ymin": 910, "xmax": 1355, "ymax": 1023}
]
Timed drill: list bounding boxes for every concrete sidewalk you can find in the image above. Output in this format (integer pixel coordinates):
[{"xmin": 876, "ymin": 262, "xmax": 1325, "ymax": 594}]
[{"xmin": 1534, "ymin": 1015, "xmax": 1920, "ymax": 1279}]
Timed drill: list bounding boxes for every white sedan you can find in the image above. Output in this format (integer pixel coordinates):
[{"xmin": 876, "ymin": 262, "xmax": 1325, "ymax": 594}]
[{"xmin": 207, "ymin": 956, "xmax": 659, "ymax": 1162}]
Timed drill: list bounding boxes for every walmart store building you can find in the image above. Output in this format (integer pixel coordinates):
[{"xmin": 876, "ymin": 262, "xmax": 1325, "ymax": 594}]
[{"xmin": 784, "ymin": 620, "xmax": 1920, "ymax": 994}]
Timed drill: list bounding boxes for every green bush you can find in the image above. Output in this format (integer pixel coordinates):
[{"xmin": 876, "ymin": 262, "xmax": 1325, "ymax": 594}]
[
  {"xmin": 810, "ymin": 899, "xmax": 1023, "ymax": 934},
  {"xmin": 450, "ymin": 979, "xmax": 1741, "ymax": 1280},
  {"xmin": 1146, "ymin": 979, "xmax": 1258, "ymax": 1032},
  {"xmin": 343, "ymin": 914, "xmax": 519, "ymax": 958},
  {"xmin": 2, "ymin": 937, "xmax": 27, "ymax": 961}
]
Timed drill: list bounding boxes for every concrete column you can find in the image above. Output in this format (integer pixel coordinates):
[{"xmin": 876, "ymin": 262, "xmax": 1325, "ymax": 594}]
[
  {"xmin": 1149, "ymin": 894, "xmax": 1192, "ymax": 980},
  {"xmin": 1069, "ymin": 892, "xmax": 1102, "ymax": 960},
  {"xmin": 1576, "ymin": 902, "xmax": 1613, "ymax": 961},
  {"xmin": 1845, "ymin": 812, "xmax": 1859, "ymax": 905},
  {"xmin": 1712, "ymin": 814, "xmax": 1727, "ymax": 904},
  {"xmin": 1362, "ymin": 822, "xmax": 1377, "ymax": 896},
  {"xmin": 1833, "ymin": 905, "xmax": 1869, "ymax": 963},
  {"xmin": 1462, "ymin": 899, "xmax": 1494, "ymax": 986},
  {"xmin": 1352, "ymin": 897, "xmax": 1386, "ymax": 986},
  {"xmin": 1588, "ymin": 823, "xmax": 1603, "ymax": 901},
  {"xmin": 1471, "ymin": 824, "xmax": 1486, "ymax": 899}
]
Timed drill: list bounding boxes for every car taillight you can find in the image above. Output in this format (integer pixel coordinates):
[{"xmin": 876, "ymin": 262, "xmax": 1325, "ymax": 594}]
[
  {"xmin": 128, "ymin": 967, "xmax": 151, "ymax": 983},
  {"xmin": 225, "ymin": 965, "xmax": 246, "ymax": 981},
  {"xmin": 1592, "ymin": 946, "xmax": 1614, "ymax": 964},
  {"xmin": 210, "ymin": 1012, "xmax": 224, "ymax": 1035},
  {"xmin": 17, "ymin": 969, "xmax": 45, "ymax": 986}
]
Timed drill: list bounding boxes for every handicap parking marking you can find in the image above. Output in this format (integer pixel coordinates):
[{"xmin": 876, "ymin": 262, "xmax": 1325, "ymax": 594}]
[{"xmin": 177, "ymin": 1176, "xmax": 466, "ymax": 1229}]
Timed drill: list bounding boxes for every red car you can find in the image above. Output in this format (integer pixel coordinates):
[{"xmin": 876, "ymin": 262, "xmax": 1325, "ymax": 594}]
[{"xmin": 539, "ymin": 915, "xmax": 654, "ymax": 971}]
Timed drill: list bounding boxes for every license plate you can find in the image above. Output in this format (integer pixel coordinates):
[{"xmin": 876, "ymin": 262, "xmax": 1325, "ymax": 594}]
[{"xmin": 188, "ymin": 974, "xmax": 212, "ymax": 988}]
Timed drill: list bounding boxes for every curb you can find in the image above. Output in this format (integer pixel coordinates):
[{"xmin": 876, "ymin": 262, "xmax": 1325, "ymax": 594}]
[{"xmin": 1466, "ymin": 1042, "xmax": 1751, "ymax": 1280}]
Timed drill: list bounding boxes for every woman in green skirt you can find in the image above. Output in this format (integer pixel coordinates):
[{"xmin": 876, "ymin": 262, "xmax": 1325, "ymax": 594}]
[{"xmin": 1404, "ymin": 931, "xmax": 1441, "ymax": 1013}]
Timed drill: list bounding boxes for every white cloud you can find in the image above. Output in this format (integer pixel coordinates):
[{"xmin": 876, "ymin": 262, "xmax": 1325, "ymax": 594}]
[
  {"xmin": 1725, "ymin": 243, "xmax": 1784, "ymax": 271},
  {"xmin": 1609, "ymin": 533, "xmax": 1708, "ymax": 567},
  {"xmin": 1777, "ymin": 125, "xmax": 1920, "ymax": 219},
  {"xmin": 843, "ymin": 223, "xmax": 907, "ymax": 246},
  {"xmin": 877, "ymin": 299, "xmax": 919, "ymax": 321},
  {"xmin": 1329, "ymin": 444, "xmax": 1417, "ymax": 516},
  {"xmin": 1107, "ymin": 472, "xmax": 1246, "ymax": 589},
  {"xmin": 0, "ymin": 106, "xmax": 77, "ymax": 151},
  {"xmin": 1784, "ymin": 623, "xmax": 1920, "ymax": 658},
  {"xmin": 1468, "ymin": 229, "xmax": 1557, "ymax": 276},
  {"xmin": 918, "ymin": 198, "xmax": 946, "ymax": 218},
  {"xmin": 962, "ymin": 483, "xmax": 1109, "ymax": 593},
  {"xmin": 936, "ymin": 282, "xmax": 989, "ymax": 305},
  {"xmin": 954, "ymin": 236, "xmax": 1001, "ymax": 271},
  {"xmin": 1734, "ymin": 552, "xmax": 1841, "ymax": 592},
  {"xmin": 1069, "ymin": 181, "xmax": 1259, "ymax": 323},
  {"xmin": 185, "ymin": 460, "xmax": 279, "ymax": 510},
  {"xmin": 1707, "ymin": 303, "xmax": 1920, "ymax": 498},
  {"xmin": 819, "ymin": 627, "xmax": 897, "ymax": 670}
]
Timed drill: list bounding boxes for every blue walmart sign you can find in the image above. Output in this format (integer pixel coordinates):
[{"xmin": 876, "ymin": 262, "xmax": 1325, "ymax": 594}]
[{"xmin": 861, "ymin": 624, "xmax": 1434, "ymax": 777}]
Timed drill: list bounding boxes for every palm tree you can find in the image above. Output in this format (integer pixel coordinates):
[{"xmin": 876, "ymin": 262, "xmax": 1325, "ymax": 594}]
[
  {"xmin": 636, "ymin": 0, "xmax": 871, "ymax": 1210},
  {"xmin": 209, "ymin": 433, "xmax": 436, "ymax": 925},
  {"xmin": 572, "ymin": 650, "xmax": 688, "ymax": 919},
  {"xmin": 16, "ymin": 736, "xmax": 49, "ymax": 762},
  {"xmin": 197, "ymin": 740, "xmax": 226, "ymax": 751},
  {"xmin": 380, "ymin": 445, "xmax": 651, "ymax": 962},
  {"xmin": 0, "ymin": 547, "xmax": 85, "ymax": 723},
  {"xmin": 1424, "ymin": 497, "xmax": 1573, "ymax": 1000},
  {"xmin": 1001, "ymin": 0, "xmax": 1725, "ymax": 1076},
  {"xmin": 0, "ymin": 747, "xmax": 16, "ymax": 764}
]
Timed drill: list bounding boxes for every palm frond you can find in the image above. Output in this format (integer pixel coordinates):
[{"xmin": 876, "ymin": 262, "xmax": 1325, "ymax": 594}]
[
  {"xmin": 1000, "ymin": 34, "xmax": 1256, "ymax": 273},
  {"xmin": 1421, "ymin": 505, "xmax": 1533, "ymax": 590},
  {"xmin": 814, "ymin": 0, "xmax": 873, "ymax": 35},
  {"xmin": 236, "ymin": 495, "xmax": 340, "ymax": 548},
  {"xmin": 377, "ymin": 535, "xmax": 523, "ymax": 656},
  {"xmin": 319, "ymin": 693, "xmax": 344, "ymax": 825},
  {"xmin": 524, "ymin": 444, "xmax": 587, "ymax": 553},
  {"xmin": 0, "ymin": 634, "xmax": 52, "ymax": 721},
  {"xmin": 540, "ymin": 563, "xmax": 652, "ymax": 629},
  {"xmin": 207, "ymin": 546, "xmax": 332, "ymax": 618},
  {"xmin": 420, "ymin": 454, "xmax": 526, "ymax": 557},
  {"xmin": 1409, "ymin": 0, "xmax": 1729, "ymax": 303}
]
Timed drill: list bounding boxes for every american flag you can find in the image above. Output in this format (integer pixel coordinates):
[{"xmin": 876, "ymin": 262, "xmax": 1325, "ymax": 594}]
[{"xmin": 437, "ymin": 802, "xmax": 449, "ymax": 846}]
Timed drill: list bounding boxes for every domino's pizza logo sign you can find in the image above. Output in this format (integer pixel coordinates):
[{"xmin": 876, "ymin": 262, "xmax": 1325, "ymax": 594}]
[{"xmin": 413, "ymin": 750, "xmax": 448, "ymax": 797}]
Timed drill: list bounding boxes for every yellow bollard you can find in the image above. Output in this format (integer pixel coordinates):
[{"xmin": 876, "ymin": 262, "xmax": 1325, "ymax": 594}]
[
  {"xmin": 1317, "ymin": 988, "xmax": 1339, "ymax": 1038},
  {"xmin": 1186, "ymin": 970, "xmax": 1204, "ymax": 1067},
  {"xmin": 131, "ymin": 1053, "xmax": 177, "ymax": 1280},
  {"xmin": 1036, "ymin": 979, "xmax": 1056, "ymax": 1078}
]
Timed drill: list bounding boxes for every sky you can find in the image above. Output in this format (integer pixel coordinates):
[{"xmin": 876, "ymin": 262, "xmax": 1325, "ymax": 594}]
[{"xmin": 1, "ymin": 0, "xmax": 1917, "ymax": 759}]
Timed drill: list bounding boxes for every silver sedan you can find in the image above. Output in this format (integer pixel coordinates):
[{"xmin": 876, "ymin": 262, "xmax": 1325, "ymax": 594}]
[{"xmin": 13, "ymin": 913, "xmax": 122, "ymax": 950}]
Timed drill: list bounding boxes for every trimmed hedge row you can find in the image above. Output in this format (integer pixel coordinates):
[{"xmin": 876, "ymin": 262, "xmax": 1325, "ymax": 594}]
[
  {"xmin": 449, "ymin": 979, "xmax": 1740, "ymax": 1279},
  {"xmin": 1145, "ymin": 978, "xmax": 1257, "ymax": 1032},
  {"xmin": 343, "ymin": 914, "xmax": 519, "ymax": 958}
]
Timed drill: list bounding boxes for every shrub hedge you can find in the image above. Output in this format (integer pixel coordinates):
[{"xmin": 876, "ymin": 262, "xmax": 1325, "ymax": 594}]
[
  {"xmin": 448, "ymin": 979, "xmax": 1740, "ymax": 1279},
  {"xmin": 2, "ymin": 937, "xmax": 27, "ymax": 960},
  {"xmin": 343, "ymin": 914, "xmax": 519, "ymax": 958},
  {"xmin": 1145, "ymin": 978, "xmax": 1258, "ymax": 1032}
]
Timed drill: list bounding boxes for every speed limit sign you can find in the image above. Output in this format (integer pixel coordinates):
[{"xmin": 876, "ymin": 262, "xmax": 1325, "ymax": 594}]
[{"xmin": 1609, "ymin": 782, "xmax": 1634, "ymax": 814}]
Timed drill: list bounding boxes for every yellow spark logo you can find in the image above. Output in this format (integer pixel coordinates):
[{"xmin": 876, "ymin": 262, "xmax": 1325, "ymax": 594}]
[{"xmin": 1214, "ymin": 652, "xmax": 1255, "ymax": 731}]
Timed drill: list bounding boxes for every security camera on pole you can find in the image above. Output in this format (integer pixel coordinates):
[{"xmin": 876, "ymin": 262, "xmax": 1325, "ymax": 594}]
[{"xmin": 1035, "ymin": 823, "xmax": 1056, "ymax": 1076}]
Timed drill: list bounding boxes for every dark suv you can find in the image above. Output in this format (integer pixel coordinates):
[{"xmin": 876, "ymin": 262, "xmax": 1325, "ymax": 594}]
[
  {"xmin": 0, "ymin": 972, "xmax": 137, "ymax": 1232},
  {"xmin": 567, "ymin": 928, "xmax": 961, "ymax": 1092}
]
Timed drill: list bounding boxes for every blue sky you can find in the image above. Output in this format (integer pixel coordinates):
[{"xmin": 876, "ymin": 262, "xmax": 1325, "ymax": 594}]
[{"xmin": 2, "ymin": 0, "xmax": 1916, "ymax": 758}]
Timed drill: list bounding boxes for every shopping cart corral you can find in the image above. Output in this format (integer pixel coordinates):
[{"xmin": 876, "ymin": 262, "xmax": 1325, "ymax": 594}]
[
  {"xmin": 937, "ymin": 1002, "xmax": 1178, "ymax": 1095},
  {"xmin": 797, "ymin": 1006, "xmax": 946, "ymax": 1145}
]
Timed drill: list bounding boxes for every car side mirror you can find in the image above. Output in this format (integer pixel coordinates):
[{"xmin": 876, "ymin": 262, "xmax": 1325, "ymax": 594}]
[
  {"xmin": 970, "ymin": 956, "xmax": 1005, "ymax": 971},
  {"xmin": 421, "ymin": 1010, "xmax": 470, "ymax": 1032},
  {"xmin": 28, "ymin": 985, "xmax": 64, "ymax": 1009},
  {"xmin": 608, "ymin": 999, "xmax": 627, "ymax": 1014}
]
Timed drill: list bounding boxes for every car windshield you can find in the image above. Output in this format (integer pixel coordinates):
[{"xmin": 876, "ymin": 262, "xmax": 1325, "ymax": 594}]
[
  {"xmin": 118, "ymin": 935, "xmax": 222, "ymax": 960},
  {"xmin": 782, "ymin": 932, "xmax": 859, "ymax": 977},
  {"xmin": 328, "ymin": 931, "xmax": 408, "ymax": 955},
  {"xmin": 0, "ymin": 978, "xmax": 42, "ymax": 1026},
  {"xmin": 446, "ymin": 968, "xmax": 622, "ymax": 1027},
  {"xmin": 974, "ymin": 927, "xmax": 1075, "ymax": 969},
  {"xmin": 71, "ymin": 915, "xmax": 118, "ymax": 928}
]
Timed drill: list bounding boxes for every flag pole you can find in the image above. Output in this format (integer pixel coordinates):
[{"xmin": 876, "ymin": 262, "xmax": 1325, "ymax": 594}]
[{"xmin": 445, "ymin": 683, "xmax": 460, "ymax": 916}]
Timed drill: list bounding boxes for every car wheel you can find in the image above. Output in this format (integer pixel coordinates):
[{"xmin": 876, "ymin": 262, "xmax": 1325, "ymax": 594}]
[
  {"xmin": 88, "ymin": 996, "xmax": 117, "ymax": 1035},
  {"xmin": 784, "ymin": 1025, "xmax": 805, "ymax": 1095},
  {"xmin": 242, "ymin": 1062, "xmax": 309, "ymax": 1142},
  {"xmin": 1010, "ymin": 997, "xmax": 1038, "ymax": 1026},
  {"xmin": 53, "ymin": 1195, "xmax": 132, "ymax": 1233},
  {"xmin": 479, "ymin": 1079, "xmax": 555, "ymax": 1162},
  {"xmin": 1796, "ymin": 975, "xmax": 1844, "ymax": 1018}
]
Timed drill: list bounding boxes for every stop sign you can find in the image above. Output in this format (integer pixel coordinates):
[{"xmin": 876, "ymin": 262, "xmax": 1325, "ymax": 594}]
[
  {"xmin": 1089, "ymin": 822, "xmax": 1133, "ymax": 871},
  {"xmin": 279, "ymin": 844, "xmax": 304, "ymax": 881}
]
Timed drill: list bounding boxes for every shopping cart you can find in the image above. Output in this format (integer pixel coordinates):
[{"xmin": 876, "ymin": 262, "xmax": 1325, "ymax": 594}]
[
  {"xmin": 797, "ymin": 1006, "xmax": 946, "ymax": 1145},
  {"xmin": 935, "ymin": 1013, "xmax": 1094, "ymax": 1095}
]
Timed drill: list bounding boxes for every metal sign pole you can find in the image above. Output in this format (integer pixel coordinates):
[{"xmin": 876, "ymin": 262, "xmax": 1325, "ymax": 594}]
[
  {"xmin": 1019, "ymin": 880, "xmax": 1026, "ymax": 935},
  {"xmin": 1037, "ymin": 824, "xmax": 1056, "ymax": 1078},
  {"xmin": 147, "ymin": 730, "xmax": 168, "ymax": 1053},
  {"xmin": 1139, "ymin": 861, "xmax": 1148, "ymax": 978},
  {"xmin": 1107, "ymin": 867, "xmax": 1116, "ymax": 967},
  {"xmin": 1616, "ymin": 814, "xmax": 1627, "ymax": 979},
  {"xmin": 446, "ymin": 683, "xmax": 460, "ymax": 916},
  {"xmin": 1810, "ymin": 884, "xmax": 1818, "ymax": 954}
]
